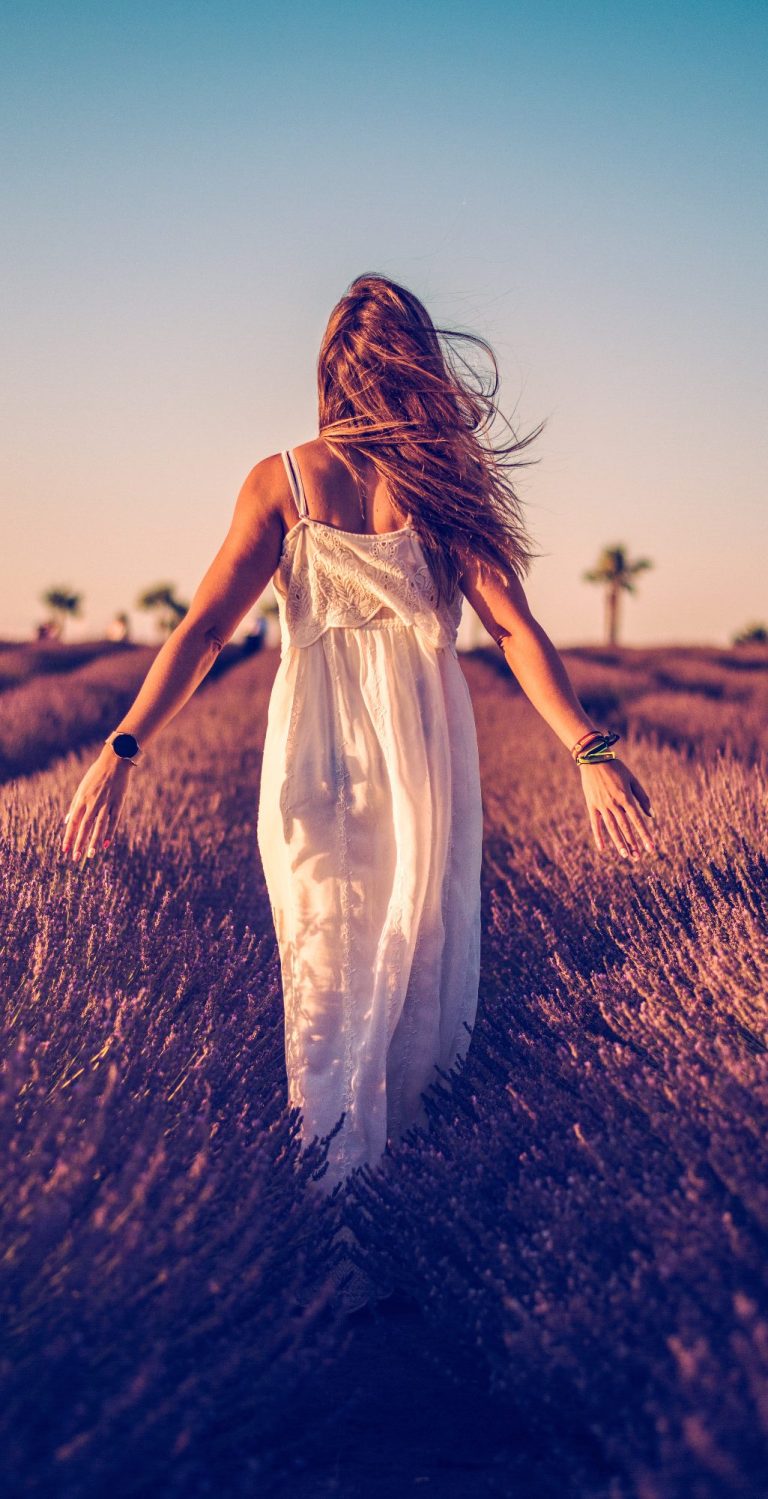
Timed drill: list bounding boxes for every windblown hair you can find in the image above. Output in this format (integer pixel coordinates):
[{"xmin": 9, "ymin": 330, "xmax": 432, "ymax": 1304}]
[{"xmin": 317, "ymin": 272, "xmax": 546, "ymax": 606}]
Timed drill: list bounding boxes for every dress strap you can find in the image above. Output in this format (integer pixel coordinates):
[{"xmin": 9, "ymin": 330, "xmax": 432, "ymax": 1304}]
[{"xmin": 281, "ymin": 448, "xmax": 309, "ymax": 517}]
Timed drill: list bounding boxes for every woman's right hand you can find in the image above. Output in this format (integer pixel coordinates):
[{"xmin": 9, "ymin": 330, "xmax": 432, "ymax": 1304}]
[{"xmin": 61, "ymin": 748, "xmax": 134, "ymax": 862}]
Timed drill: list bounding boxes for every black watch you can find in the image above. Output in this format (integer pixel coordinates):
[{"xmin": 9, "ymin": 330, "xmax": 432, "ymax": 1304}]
[{"xmin": 104, "ymin": 731, "xmax": 143, "ymax": 765}]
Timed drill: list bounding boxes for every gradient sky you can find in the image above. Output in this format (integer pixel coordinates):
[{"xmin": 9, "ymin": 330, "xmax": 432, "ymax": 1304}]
[{"xmin": 2, "ymin": 0, "xmax": 766, "ymax": 645}]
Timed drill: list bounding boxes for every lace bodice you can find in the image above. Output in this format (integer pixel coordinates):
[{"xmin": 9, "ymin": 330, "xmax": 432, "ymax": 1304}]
[{"xmin": 273, "ymin": 449, "xmax": 464, "ymax": 654}]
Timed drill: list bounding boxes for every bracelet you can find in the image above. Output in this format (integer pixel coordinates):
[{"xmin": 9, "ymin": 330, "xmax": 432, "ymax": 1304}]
[
  {"xmin": 572, "ymin": 730, "xmax": 621, "ymax": 766},
  {"xmin": 571, "ymin": 729, "xmax": 604, "ymax": 756}
]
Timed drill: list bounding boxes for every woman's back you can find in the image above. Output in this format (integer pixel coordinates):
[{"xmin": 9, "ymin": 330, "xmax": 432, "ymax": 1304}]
[
  {"xmin": 280, "ymin": 438, "xmax": 410, "ymax": 537},
  {"xmin": 272, "ymin": 445, "xmax": 464, "ymax": 654}
]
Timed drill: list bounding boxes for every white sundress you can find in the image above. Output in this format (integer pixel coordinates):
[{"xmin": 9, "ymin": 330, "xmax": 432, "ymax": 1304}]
[{"xmin": 257, "ymin": 447, "xmax": 483, "ymax": 1195}]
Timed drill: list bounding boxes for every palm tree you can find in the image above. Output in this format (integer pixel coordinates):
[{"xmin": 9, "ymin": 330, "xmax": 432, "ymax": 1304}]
[
  {"xmin": 733, "ymin": 622, "xmax": 768, "ymax": 645},
  {"xmin": 40, "ymin": 586, "xmax": 83, "ymax": 640},
  {"xmin": 136, "ymin": 584, "xmax": 188, "ymax": 640},
  {"xmin": 583, "ymin": 545, "xmax": 654, "ymax": 646}
]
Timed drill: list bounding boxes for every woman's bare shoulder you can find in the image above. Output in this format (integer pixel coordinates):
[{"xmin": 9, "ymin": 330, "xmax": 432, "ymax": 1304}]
[
  {"xmin": 235, "ymin": 450, "xmax": 299, "ymax": 533},
  {"xmin": 239, "ymin": 450, "xmax": 290, "ymax": 493}
]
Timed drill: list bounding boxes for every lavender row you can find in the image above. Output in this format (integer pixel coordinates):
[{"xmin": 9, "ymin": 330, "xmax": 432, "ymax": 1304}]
[
  {"xmin": 0, "ymin": 641, "xmax": 249, "ymax": 783},
  {"xmin": 477, "ymin": 641, "xmax": 768, "ymax": 763},
  {"xmin": 0, "ymin": 651, "xmax": 355, "ymax": 1498},
  {"xmin": 345, "ymin": 654, "xmax": 768, "ymax": 1496}
]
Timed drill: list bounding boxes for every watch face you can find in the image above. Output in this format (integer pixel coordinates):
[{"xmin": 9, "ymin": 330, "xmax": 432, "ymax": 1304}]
[{"xmin": 112, "ymin": 732, "xmax": 139, "ymax": 758}]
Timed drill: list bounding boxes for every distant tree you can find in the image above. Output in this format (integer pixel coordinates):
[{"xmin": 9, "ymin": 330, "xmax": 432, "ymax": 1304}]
[
  {"xmin": 583, "ymin": 545, "xmax": 654, "ymax": 646},
  {"xmin": 136, "ymin": 584, "xmax": 188, "ymax": 639},
  {"xmin": 733, "ymin": 622, "xmax": 768, "ymax": 645},
  {"xmin": 40, "ymin": 586, "xmax": 83, "ymax": 640}
]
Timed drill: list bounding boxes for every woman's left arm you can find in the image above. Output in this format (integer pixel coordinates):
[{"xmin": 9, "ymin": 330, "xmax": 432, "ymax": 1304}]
[{"xmin": 459, "ymin": 551, "xmax": 656, "ymax": 862}]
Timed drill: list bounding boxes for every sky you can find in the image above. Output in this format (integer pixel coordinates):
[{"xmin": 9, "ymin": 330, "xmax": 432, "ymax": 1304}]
[{"xmin": 2, "ymin": 0, "xmax": 766, "ymax": 646}]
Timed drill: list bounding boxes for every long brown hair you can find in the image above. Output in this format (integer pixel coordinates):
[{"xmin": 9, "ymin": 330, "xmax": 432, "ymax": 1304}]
[{"xmin": 316, "ymin": 272, "xmax": 547, "ymax": 605}]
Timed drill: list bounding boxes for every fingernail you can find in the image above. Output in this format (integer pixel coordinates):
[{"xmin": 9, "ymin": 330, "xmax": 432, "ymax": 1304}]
[{"xmin": 620, "ymin": 849, "xmax": 628, "ymax": 858}]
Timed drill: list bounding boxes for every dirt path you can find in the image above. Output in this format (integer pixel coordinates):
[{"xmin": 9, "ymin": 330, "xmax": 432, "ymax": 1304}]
[
  {"xmin": 269, "ymin": 1297, "xmax": 567, "ymax": 1499},
  {"xmin": 256, "ymin": 653, "xmax": 587, "ymax": 1498}
]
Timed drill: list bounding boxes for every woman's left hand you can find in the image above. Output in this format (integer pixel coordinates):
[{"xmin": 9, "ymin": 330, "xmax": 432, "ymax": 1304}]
[{"xmin": 579, "ymin": 757, "xmax": 656, "ymax": 860}]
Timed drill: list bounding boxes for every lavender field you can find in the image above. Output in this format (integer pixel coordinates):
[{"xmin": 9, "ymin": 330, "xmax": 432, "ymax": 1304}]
[{"xmin": 2, "ymin": 642, "xmax": 767, "ymax": 1498}]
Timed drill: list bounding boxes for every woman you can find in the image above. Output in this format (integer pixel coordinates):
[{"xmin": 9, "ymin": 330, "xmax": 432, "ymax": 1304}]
[{"xmin": 62, "ymin": 272, "xmax": 655, "ymax": 1214}]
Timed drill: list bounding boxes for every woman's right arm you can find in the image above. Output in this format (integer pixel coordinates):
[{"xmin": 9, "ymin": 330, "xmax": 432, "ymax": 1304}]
[{"xmin": 62, "ymin": 454, "xmax": 287, "ymax": 862}]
